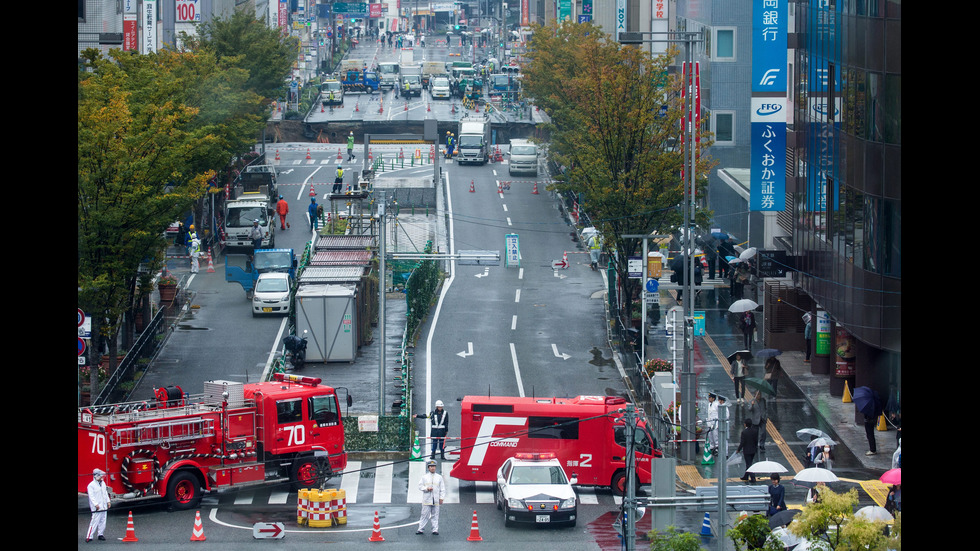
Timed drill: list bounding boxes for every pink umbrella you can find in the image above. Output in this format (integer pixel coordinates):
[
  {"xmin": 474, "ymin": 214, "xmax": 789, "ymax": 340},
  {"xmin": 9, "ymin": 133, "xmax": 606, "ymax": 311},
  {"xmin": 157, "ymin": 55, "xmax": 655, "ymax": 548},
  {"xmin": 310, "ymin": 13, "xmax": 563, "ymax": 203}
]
[{"xmin": 879, "ymin": 468, "xmax": 901, "ymax": 485}]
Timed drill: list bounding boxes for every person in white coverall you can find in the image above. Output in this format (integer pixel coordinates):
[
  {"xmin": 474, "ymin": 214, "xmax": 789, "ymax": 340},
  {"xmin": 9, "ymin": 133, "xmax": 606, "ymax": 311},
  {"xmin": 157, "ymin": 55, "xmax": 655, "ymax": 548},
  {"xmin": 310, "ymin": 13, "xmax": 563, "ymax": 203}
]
[
  {"xmin": 189, "ymin": 237, "xmax": 201, "ymax": 273},
  {"xmin": 416, "ymin": 460, "xmax": 446, "ymax": 535},
  {"xmin": 86, "ymin": 468, "xmax": 111, "ymax": 542}
]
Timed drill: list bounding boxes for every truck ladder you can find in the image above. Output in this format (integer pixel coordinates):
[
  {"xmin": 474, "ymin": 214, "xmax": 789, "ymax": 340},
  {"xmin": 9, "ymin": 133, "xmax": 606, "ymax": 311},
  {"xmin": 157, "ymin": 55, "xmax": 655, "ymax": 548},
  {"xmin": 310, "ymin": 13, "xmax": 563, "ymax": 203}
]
[{"xmin": 110, "ymin": 417, "xmax": 215, "ymax": 449}]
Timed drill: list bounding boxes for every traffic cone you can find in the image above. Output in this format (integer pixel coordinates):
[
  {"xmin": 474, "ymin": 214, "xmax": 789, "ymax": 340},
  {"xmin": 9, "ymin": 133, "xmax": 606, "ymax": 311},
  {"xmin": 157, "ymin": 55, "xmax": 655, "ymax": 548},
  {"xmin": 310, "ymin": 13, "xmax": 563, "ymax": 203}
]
[
  {"xmin": 842, "ymin": 381, "xmax": 852, "ymax": 403},
  {"xmin": 411, "ymin": 433, "xmax": 422, "ymax": 461},
  {"xmin": 321, "ymin": 103, "xmax": 325, "ymax": 113},
  {"xmin": 427, "ymin": 102, "xmax": 431, "ymax": 112},
  {"xmin": 122, "ymin": 511, "xmax": 139, "ymax": 542},
  {"xmin": 562, "ymin": 251, "xmax": 568, "ymax": 266},
  {"xmin": 206, "ymin": 251, "xmax": 215, "ymax": 273},
  {"xmin": 306, "ymin": 148, "xmax": 312, "ymax": 160},
  {"xmin": 275, "ymin": 149, "xmax": 280, "ymax": 161},
  {"xmin": 699, "ymin": 512, "xmax": 712, "ymax": 537},
  {"xmin": 405, "ymin": 101, "xmax": 408, "ymax": 111},
  {"xmin": 368, "ymin": 510, "xmax": 385, "ymax": 542},
  {"xmin": 355, "ymin": 101, "xmax": 360, "ymax": 112},
  {"xmin": 466, "ymin": 510, "xmax": 483, "ymax": 541},
  {"xmin": 877, "ymin": 414, "xmax": 888, "ymax": 431},
  {"xmin": 701, "ymin": 443, "xmax": 714, "ymax": 465},
  {"xmin": 475, "ymin": 102, "xmax": 479, "ymax": 113},
  {"xmin": 470, "ymin": 179, "xmax": 475, "ymax": 193},
  {"xmin": 190, "ymin": 510, "xmax": 206, "ymax": 541},
  {"xmin": 309, "ymin": 183, "xmax": 316, "ymax": 197},
  {"xmin": 337, "ymin": 148, "xmax": 343, "ymax": 160},
  {"xmin": 532, "ymin": 182, "xmax": 539, "ymax": 194},
  {"xmin": 497, "ymin": 181, "xmax": 502, "ymax": 193}
]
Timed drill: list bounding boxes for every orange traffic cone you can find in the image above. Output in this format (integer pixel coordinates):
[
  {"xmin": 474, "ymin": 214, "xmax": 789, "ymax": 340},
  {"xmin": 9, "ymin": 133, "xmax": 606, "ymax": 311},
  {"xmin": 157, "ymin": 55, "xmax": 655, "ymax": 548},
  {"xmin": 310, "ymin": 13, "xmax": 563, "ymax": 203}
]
[
  {"xmin": 470, "ymin": 179, "xmax": 475, "ymax": 193},
  {"xmin": 404, "ymin": 101, "xmax": 408, "ymax": 111},
  {"xmin": 275, "ymin": 149, "xmax": 280, "ymax": 161},
  {"xmin": 466, "ymin": 510, "xmax": 483, "ymax": 541},
  {"xmin": 475, "ymin": 102, "xmax": 479, "ymax": 113},
  {"xmin": 122, "ymin": 511, "xmax": 139, "ymax": 542},
  {"xmin": 190, "ymin": 510, "xmax": 206, "ymax": 541},
  {"xmin": 306, "ymin": 148, "xmax": 312, "ymax": 160},
  {"xmin": 206, "ymin": 251, "xmax": 215, "ymax": 273},
  {"xmin": 355, "ymin": 101, "xmax": 360, "ymax": 112},
  {"xmin": 309, "ymin": 184, "xmax": 316, "ymax": 197},
  {"xmin": 368, "ymin": 510, "xmax": 385, "ymax": 542},
  {"xmin": 337, "ymin": 148, "xmax": 343, "ymax": 160},
  {"xmin": 532, "ymin": 182, "xmax": 539, "ymax": 194}
]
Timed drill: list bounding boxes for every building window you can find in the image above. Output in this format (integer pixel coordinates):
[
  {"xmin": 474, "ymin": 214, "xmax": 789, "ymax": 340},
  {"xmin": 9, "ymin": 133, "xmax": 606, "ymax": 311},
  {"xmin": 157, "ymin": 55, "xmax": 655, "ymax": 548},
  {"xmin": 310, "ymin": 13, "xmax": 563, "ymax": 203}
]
[
  {"xmin": 712, "ymin": 111, "xmax": 735, "ymax": 144},
  {"xmin": 713, "ymin": 28, "xmax": 735, "ymax": 61}
]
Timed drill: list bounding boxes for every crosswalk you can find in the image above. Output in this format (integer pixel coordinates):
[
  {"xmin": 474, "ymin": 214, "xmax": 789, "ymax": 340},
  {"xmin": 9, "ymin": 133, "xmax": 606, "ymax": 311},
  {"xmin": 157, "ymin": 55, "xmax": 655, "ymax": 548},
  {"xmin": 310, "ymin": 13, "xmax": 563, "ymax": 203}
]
[{"xmin": 217, "ymin": 460, "xmax": 629, "ymax": 508}]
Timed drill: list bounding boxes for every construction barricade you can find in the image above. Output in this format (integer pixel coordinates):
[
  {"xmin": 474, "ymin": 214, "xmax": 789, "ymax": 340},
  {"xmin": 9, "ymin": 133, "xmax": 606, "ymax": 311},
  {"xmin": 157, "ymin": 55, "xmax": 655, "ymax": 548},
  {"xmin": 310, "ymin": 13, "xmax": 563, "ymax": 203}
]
[{"xmin": 297, "ymin": 488, "xmax": 348, "ymax": 527}]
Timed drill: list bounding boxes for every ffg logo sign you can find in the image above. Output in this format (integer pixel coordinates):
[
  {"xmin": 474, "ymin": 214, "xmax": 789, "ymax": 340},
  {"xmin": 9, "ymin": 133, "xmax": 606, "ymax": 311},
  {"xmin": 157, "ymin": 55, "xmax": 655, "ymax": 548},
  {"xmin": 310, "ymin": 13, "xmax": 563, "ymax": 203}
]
[{"xmin": 752, "ymin": 0, "xmax": 786, "ymax": 93}]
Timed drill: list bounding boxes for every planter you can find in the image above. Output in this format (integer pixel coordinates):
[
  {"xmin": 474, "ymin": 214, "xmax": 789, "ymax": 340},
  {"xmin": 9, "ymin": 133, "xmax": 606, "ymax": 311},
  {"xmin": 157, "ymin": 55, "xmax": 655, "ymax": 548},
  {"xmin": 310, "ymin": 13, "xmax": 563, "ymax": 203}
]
[{"xmin": 158, "ymin": 283, "xmax": 177, "ymax": 302}]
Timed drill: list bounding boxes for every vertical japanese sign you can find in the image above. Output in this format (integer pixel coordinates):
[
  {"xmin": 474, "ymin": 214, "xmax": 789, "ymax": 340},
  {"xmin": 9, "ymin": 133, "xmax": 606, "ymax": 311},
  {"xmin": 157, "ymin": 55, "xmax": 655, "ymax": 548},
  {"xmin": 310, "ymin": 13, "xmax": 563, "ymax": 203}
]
[
  {"xmin": 522, "ymin": 0, "xmax": 530, "ymax": 26},
  {"xmin": 650, "ymin": 0, "xmax": 668, "ymax": 55},
  {"xmin": 505, "ymin": 234, "xmax": 520, "ymax": 268},
  {"xmin": 558, "ymin": 0, "xmax": 571, "ymax": 22},
  {"xmin": 750, "ymin": 0, "xmax": 787, "ymax": 211},
  {"xmin": 141, "ymin": 0, "xmax": 157, "ymax": 53}
]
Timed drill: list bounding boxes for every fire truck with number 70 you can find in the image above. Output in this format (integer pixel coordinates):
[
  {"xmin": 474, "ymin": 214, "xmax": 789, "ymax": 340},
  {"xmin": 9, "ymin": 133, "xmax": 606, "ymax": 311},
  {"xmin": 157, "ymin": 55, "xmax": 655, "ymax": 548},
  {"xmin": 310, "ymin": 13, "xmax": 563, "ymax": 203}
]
[{"xmin": 77, "ymin": 374, "xmax": 349, "ymax": 509}]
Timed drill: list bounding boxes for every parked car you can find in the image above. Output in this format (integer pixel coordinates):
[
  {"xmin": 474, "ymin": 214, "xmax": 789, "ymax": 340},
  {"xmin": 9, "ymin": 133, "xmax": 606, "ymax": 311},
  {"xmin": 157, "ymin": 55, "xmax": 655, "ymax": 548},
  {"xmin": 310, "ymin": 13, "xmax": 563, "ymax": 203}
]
[
  {"xmin": 496, "ymin": 453, "xmax": 578, "ymax": 528},
  {"xmin": 252, "ymin": 272, "xmax": 293, "ymax": 317},
  {"xmin": 431, "ymin": 76, "xmax": 451, "ymax": 99}
]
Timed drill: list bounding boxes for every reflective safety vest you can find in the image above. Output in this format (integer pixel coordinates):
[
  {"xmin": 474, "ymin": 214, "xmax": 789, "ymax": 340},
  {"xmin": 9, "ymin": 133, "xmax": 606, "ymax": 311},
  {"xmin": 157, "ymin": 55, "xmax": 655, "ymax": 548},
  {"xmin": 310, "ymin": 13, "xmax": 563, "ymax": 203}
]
[{"xmin": 336, "ymin": 167, "xmax": 344, "ymax": 179}]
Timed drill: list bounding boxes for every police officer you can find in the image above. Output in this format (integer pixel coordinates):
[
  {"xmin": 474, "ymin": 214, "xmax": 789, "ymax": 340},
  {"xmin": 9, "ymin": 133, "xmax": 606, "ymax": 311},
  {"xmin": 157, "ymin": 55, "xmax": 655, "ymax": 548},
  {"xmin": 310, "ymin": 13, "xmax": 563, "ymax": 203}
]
[
  {"xmin": 415, "ymin": 400, "xmax": 449, "ymax": 460},
  {"xmin": 416, "ymin": 459, "xmax": 445, "ymax": 535}
]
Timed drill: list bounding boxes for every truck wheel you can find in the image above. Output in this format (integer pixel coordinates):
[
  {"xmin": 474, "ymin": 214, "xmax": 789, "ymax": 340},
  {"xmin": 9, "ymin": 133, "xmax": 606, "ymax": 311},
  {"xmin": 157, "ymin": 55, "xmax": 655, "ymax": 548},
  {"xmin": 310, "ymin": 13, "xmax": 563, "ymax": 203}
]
[
  {"xmin": 292, "ymin": 456, "xmax": 330, "ymax": 490},
  {"xmin": 167, "ymin": 471, "xmax": 202, "ymax": 510},
  {"xmin": 611, "ymin": 471, "xmax": 627, "ymax": 496}
]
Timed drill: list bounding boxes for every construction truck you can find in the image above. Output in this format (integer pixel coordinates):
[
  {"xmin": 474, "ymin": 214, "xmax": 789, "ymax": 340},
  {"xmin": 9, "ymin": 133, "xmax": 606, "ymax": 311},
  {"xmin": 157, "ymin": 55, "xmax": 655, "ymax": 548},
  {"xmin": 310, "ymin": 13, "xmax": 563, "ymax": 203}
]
[
  {"xmin": 225, "ymin": 248, "xmax": 297, "ymax": 299},
  {"xmin": 456, "ymin": 115, "xmax": 491, "ymax": 165},
  {"xmin": 339, "ymin": 60, "xmax": 379, "ymax": 94},
  {"xmin": 77, "ymin": 374, "xmax": 350, "ymax": 509},
  {"xmin": 378, "ymin": 62, "xmax": 399, "ymax": 91},
  {"xmin": 421, "ymin": 61, "xmax": 447, "ymax": 89},
  {"xmin": 396, "ymin": 65, "xmax": 423, "ymax": 98}
]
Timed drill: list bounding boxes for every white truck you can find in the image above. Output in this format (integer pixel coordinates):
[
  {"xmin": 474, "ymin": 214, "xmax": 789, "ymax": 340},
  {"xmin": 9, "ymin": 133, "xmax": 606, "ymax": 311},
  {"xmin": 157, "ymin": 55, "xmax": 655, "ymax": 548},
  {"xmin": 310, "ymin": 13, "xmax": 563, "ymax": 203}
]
[
  {"xmin": 224, "ymin": 165, "xmax": 277, "ymax": 249},
  {"xmin": 397, "ymin": 65, "xmax": 423, "ymax": 98},
  {"xmin": 457, "ymin": 115, "xmax": 491, "ymax": 165},
  {"xmin": 378, "ymin": 62, "xmax": 399, "ymax": 91},
  {"xmin": 421, "ymin": 61, "xmax": 447, "ymax": 89}
]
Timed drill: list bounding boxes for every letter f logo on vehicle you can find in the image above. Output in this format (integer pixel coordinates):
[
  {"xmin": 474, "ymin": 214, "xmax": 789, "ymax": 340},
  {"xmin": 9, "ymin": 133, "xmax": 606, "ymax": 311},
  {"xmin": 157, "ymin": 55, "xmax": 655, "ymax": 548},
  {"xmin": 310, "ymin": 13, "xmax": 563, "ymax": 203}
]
[
  {"xmin": 467, "ymin": 416, "xmax": 527, "ymax": 466},
  {"xmin": 759, "ymin": 69, "xmax": 780, "ymax": 86}
]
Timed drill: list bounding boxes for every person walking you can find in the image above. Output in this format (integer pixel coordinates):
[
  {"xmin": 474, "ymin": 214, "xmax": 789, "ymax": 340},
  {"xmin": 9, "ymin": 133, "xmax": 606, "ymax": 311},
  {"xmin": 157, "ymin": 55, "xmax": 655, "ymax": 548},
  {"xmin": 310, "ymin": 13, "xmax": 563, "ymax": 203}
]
[
  {"xmin": 587, "ymin": 233, "xmax": 601, "ymax": 271},
  {"xmin": 85, "ymin": 468, "xmax": 111, "ymax": 542},
  {"xmin": 276, "ymin": 195, "xmax": 289, "ymax": 230},
  {"xmin": 737, "ymin": 418, "xmax": 759, "ymax": 483},
  {"xmin": 864, "ymin": 407, "xmax": 881, "ymax": 456},
  {"xmin": 767, "ymin": 474, "xmax": 787, "ymax": 517},
  {"xmin": 814, "ymin": 445, "xmax": 833, "ymax": 470},
  {"xmin": 731, "ymin": 352, "xmax": 748, "ymax": 403},
  {"xmin": 189, "ymin": 236, "xmax": 201, "ymax": 274},
  {"xmin": 415, "ymin": 400, "xmax": 449, "ymax": 460},
  {"xmin": 803, "ymin": 315, "xmax": 813, "ymax": 362},
  {"xmin": 748, "ymin": 391, "xmax": 768, "ymax": 453},
  {"xmin": 347, "ymin": 131, "xmax": 356, "ymax": 161},
  {"xmin": 333, "ymin": 163, "xmax": 345, "ymax": 194},
  {"xmin": 702, "ymin": 236, "xmax": 719, "ymax": 280},
  {"xmin": 741, "ymin": 311, "xmax": 756, "ymax": 351},
  {"xmin": 308, "ymin": 197, "xmax": 320, "ymax": 231},
  {"xmin": 416, "ymin": 459, "xmax": 446, "ymax": 535},
  {"xmin": 763, "ymin": 357, "xmax": 784, "ymax": 399},
  {"xmin": 249, "ymin": 219, "xmax": 263, "ymax": 250}
]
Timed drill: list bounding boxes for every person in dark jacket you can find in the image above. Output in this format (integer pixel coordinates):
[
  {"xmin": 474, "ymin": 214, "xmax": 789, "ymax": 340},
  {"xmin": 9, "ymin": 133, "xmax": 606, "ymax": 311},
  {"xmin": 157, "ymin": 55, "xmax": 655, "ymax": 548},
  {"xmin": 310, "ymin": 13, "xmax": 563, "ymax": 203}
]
[
  {"xmin": 415, "ymin": 400, "xmax": 449, "ymax": 460},
  {"xmin": 768, "ymin": 474, "xmax": 787, "ymax": 517},
  {"xmin": 737, "ymin": 418, "xmax": 759, "ymax": 483}
]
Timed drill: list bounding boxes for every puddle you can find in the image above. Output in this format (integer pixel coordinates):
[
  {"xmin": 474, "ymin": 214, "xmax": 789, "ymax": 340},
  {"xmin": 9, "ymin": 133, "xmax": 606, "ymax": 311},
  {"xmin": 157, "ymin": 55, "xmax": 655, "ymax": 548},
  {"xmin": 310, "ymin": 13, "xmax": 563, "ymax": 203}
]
[{"xmin": 588, "ymin": 347, "xmax": 615, "ymax": 367}]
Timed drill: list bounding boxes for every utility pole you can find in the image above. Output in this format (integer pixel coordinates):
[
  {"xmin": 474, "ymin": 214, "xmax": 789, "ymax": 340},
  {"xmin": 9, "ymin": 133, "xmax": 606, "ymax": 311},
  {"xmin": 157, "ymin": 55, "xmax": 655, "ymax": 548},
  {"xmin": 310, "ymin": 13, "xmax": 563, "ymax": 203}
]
[{"xmin": 378, "ymin": 191, "xmax": 387, "ymax": 415}]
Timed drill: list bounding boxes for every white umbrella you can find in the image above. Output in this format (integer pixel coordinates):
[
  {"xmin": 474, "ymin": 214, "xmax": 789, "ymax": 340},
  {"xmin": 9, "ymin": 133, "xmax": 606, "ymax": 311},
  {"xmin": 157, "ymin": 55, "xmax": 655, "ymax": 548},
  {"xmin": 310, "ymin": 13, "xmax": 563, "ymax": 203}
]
[
  {"xmin": 739, "ymin": 247, "xmax": 757, "ymax": 260},
  {"xmin": 855, "ymin": 505, "xmax": 894, "ymax": 523},
  {"xmin": 728, "ymin": 299, "xmax": 759, "ymax": 313},
  {"xmin": 793, "ymin": 468, "xmax": 839, "ymax": 483},
  {"xmin": 745, "ymin": 460, "xmax": 788, "ymax": 474},
  {"xmin": 797, "ymin": 428, "xmax": 831, "ymax": 440},
  {"xmin": 794, "ymin": 539, "xmax": 832, "ymax": 551},
  {"xmin": 768, "ymin": 527, "xmax": 802, "ymax": 548},
  {"xmin": 807, "ymin": 437, "xmax": 838, "ymax": 448}
]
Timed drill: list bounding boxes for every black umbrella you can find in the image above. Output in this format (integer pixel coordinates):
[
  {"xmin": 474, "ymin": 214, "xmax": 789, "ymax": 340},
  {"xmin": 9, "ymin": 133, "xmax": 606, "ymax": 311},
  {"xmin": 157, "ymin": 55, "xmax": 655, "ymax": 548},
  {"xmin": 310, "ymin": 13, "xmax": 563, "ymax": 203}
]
[
  {"xmin": 727, "ymin": 350, "xmax": 753, "ymax": 363},
  {"xmin": 768, "ymin": 509, "xmax": 801, "ymax": 529},
  {"xmin": 669, "ymin": 254, "xmax": 686, "ymax": 272},
  {"xmin": 852, "ymin": 386, "xmax": 882, "ymax": 418},
  {"xmin": 755, "ymin": 348, "xmax": 782, "ymax": 360}
]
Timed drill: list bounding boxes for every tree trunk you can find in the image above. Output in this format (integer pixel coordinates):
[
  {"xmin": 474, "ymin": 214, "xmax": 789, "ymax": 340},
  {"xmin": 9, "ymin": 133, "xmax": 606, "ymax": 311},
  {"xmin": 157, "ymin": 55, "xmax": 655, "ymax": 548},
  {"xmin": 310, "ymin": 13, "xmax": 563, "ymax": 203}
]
[{"xmin": 88, "ymin": 315, "xmax": 102, "ymax": 400}]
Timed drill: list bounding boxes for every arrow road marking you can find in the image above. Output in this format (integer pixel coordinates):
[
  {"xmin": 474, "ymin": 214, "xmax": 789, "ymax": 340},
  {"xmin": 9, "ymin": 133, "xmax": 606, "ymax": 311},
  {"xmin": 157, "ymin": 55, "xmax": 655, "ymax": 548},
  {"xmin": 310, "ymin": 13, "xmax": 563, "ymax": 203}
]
[
  {"xmin": 475, "ymin": 267, "xmax": 489, "ymax": 278},
  {"xmin": 552, "ymin": 343, "xmax": 571, "ymax": 360},
  {"xmin": 457, "ymin": 342, "xmax": 474, "ymax": 358}
]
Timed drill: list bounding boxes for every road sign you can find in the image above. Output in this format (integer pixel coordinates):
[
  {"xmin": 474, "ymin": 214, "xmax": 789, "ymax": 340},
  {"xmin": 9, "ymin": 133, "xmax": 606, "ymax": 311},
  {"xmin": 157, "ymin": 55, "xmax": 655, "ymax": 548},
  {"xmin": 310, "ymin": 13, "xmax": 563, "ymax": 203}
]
[
  {"xmin": 78, "ymin": 337, "xmax": 86, "ymax": 357},
  {"xmin": 628, "ymin": 256, "xmax": 642, "ymax": 278},
  {"xmin": 252, "ymin": 522, "xmax": 285, "ymax": 539},
  {"xmin": 551, "ymin": 259, "xmax": 568, "ymax": 270},
  {"xmin": 332, "ymin": 2, "xmax": 368, "ymax": 14},
  {"xmin": 645, "ymin": 278, "xmax": 659, "ymax": 293}
]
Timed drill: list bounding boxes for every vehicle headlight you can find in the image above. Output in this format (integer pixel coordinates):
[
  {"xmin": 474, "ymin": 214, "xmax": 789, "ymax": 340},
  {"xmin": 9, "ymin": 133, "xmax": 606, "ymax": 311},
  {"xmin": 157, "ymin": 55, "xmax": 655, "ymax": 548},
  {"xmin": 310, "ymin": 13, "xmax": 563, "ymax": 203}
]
[
  {"xmin": 507, "ymin": 498, "xmax": 523, "ymax": 509},
  {"xmin": 560, "ymin": 497, "xmax": 576, "ymax": 509}
]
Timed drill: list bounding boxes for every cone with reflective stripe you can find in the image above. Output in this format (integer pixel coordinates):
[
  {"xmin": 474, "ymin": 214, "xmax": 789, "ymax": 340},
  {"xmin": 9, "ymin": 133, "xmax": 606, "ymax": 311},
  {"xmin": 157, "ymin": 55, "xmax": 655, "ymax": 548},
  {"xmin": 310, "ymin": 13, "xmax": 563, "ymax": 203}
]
[
  {"xmin": 699, "ymin": 512, "xmax": 712, "ymax": 537},
  {"xmin": 411, "ymin": 432, "xmax": 422, "ymax": 461},
  {"xmin": 122, "ymin": 511, "xmax": 139, "ymax": 542},
  {"xmin": 206, "ymin": 250, "xmax": 215, "ymax": 273},
  {"xmin": 701, "ymin": 442, "xmax": 714, "ymax": 465},
  {"xmin": 190, "ymin": 510, "xmax": 206, "ymax": 541},
  {"xmin": 466, "ymin": 510, "xmax": 483, "ymax": 541},
  {"xmin": 368, "ymin": 510, "xmax": 385, "ymax": 542},
  {"xmin": 532, "ymin": 181, "xmax": 539, "ymax": 194},
  {"xmin": 470, "ymin": 179, "xmax": 475, "ymax": 193}
]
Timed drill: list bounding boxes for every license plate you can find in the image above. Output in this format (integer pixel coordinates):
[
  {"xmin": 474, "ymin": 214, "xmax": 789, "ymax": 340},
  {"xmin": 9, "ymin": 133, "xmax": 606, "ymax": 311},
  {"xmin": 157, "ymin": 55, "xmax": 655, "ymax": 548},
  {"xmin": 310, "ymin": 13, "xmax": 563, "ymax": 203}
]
[
  {"xmin": 262, "ymin": 308, "xmax": 273, "ymax": 312},
  {"xmin": 535, "ymin": 515, "xmax": 550, "ymax": 523}
]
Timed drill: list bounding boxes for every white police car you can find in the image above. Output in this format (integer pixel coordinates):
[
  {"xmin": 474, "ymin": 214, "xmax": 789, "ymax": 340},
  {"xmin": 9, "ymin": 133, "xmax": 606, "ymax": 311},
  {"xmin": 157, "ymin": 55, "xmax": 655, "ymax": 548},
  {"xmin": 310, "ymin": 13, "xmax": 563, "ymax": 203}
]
[{"xmin": 495, "ymin": 453, "xmax": 578, "ymax": 528}]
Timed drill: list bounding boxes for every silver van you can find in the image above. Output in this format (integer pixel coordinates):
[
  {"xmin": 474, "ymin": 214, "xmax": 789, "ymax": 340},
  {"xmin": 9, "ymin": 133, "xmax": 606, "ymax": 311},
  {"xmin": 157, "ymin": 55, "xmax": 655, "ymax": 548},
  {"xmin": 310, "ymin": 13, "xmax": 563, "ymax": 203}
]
[{"xmin": 508, "ymin": 139, "xmax": 539, "ymax": 176}]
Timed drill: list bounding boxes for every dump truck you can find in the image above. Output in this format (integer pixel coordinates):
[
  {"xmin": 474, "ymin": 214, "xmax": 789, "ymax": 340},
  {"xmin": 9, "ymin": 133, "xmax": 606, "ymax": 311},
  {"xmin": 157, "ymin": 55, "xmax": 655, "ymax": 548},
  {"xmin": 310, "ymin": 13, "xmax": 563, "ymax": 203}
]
[
  {"xmin": 225, "ymin": 248, "xmax": 297, "ymax": 299},
  {"xmin": 457, "ymin": 115, "xmax": 491, "ymax": 165}
]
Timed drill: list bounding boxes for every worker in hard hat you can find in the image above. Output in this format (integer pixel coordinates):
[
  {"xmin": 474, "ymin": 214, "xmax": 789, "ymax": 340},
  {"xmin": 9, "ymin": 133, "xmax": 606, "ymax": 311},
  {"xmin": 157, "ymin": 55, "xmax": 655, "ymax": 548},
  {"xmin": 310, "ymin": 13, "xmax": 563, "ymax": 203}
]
[
  {"xmin": 415, "ymin": 459, "xmax": 445, "ymax": 535},
  {"xmin": 414, "ymin": 400, "xmax": 449, "ymax": 460},
  {"xmin": 347, "ymin": 131, "xmax": 356, "ymax": 161}
]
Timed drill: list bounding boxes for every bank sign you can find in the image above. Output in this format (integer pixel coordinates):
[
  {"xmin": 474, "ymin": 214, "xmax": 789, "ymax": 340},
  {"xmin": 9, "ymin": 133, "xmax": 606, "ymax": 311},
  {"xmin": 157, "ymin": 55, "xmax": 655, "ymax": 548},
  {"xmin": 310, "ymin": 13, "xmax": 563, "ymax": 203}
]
[{"xmin": 750, "ymin": 0, "xmax": 787, "ymax": 212}]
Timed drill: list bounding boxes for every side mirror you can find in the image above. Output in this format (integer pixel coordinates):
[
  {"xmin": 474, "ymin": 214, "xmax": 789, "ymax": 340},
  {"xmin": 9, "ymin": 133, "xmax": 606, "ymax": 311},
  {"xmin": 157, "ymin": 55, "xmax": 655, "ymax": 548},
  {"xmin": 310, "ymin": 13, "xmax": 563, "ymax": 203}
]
[{"xmin": 569, "ymin": 476, "xmax": 578, "ymax": 485}]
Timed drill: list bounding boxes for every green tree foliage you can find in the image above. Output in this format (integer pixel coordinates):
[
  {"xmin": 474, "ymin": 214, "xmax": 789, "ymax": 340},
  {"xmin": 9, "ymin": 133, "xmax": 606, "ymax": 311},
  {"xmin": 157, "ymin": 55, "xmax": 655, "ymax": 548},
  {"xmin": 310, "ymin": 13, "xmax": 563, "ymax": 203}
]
[
  {"xmin": 78, "ymin": 48, "xmax": 216, "ymax": 394},
  {"xmin": 180, "ymin": 10, "xmax": 299, "ymax": 102},
  {"xmin": 789, "ymin": 487, "xmax": 900, "ymax": 550},
  {"xmin": 727, "ymin": 514, "xmax": 784, "ymax": 550},
  {"xmin": 521, "ymin": 21, "xmax": 715, "ymax": 314},
  {"xmin": 647, "ymin": 526, "xmax": 705, "ymax": 550}
]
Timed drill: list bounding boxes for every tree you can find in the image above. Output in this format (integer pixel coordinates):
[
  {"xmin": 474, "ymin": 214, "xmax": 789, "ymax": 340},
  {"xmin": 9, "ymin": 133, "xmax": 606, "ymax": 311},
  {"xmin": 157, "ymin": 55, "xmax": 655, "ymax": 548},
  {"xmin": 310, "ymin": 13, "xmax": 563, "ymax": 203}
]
[
  {"xmin": 726, "ymin": 514, "xmax": 784, "ymax": 550},
  {"xmin": 180, "ymin": 10, "xmax": 298, "ymax": 103},
  {"xmin": 788, "ymin": 487, "xmax": 899, "ymax": 550},
  {"xmin": 521, "ymin": 21, "xmax": 715, "ymax": 318},
  {"xmin": 78, "ymin": 48, "xmax": 214, "ymax": 399}
]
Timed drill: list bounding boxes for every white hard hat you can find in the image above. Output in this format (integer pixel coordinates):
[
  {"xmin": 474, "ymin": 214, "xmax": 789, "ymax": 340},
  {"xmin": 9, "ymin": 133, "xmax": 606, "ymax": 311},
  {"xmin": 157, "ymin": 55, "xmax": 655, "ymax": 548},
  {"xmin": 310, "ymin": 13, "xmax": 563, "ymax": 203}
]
[{"xmin": 435, "ymin": 400, "xmax": 444, "ymax": 408}]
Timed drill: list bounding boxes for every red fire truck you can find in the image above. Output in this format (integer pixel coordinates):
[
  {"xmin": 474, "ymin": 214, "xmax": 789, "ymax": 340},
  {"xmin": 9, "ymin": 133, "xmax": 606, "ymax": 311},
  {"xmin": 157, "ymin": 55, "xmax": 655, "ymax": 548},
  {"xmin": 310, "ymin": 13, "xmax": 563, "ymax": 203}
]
[
  {"xmin": 77, "ymin": 373, "xmax": 348, "ymax": 509},
  {"xmin": 450, "ymin": 395, "xmax": 662, "ymax": 494}
]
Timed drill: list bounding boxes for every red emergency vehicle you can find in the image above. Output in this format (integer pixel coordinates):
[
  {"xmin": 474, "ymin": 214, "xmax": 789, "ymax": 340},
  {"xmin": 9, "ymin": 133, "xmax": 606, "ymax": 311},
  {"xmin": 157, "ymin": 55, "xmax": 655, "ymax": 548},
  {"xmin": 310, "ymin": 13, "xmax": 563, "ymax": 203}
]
[
  {"xmin": 77, "ymin": 373, "xmax": 348, "ymax": 509},
  {"xmin": 450, "ymin": 395, "xmax": 662, "ymax": 494}
]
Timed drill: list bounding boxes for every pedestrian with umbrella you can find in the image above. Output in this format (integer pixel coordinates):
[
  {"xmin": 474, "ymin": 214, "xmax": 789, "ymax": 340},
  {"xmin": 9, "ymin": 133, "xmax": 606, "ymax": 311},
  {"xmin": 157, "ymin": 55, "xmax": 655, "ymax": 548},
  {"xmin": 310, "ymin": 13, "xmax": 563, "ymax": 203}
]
[
  {"xmin": 747, "ymin": 390, "xmax": 769, "ymax": 453},
  {"xmin": 739, "ymin": 310, "xmax": 757, "ymax": 350},
  {"xmin": 854, "ymin": 386, "xmax": 883, "ymax": 456},
  {"xmin": 669, "ymin": 253, "xmax": 686, "ymax": 303},
  {"xmin": 761, "ymin": 352, "xmax": 784, "ymax": 399}
]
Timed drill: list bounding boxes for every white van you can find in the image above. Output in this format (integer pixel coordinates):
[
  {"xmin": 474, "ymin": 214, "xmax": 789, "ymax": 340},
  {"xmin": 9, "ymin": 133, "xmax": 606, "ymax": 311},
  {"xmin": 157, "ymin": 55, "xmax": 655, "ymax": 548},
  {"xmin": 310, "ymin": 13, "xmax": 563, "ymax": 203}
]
[{"xmin": 508, "ymin": 139, "xmax": 539, "ymax": 176}]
